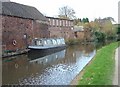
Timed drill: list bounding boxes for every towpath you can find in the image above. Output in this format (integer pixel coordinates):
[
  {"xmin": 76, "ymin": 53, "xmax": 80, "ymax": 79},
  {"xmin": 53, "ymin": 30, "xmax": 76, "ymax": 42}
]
[{"xmin": 113, "ymin": 47, "xmax": 120, "ymax": 86}]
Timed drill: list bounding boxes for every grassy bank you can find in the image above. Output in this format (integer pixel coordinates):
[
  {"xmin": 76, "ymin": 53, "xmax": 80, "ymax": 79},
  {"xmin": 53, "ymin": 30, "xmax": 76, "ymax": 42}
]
[{"xmin": 78, "ymin": 42, "xmax": 118, "ymax": 85}]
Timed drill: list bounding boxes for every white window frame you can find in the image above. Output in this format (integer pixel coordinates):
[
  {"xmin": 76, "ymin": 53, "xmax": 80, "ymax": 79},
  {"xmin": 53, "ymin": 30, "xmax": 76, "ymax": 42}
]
[
  {"xmin": 56, "ymin": 20, "xmax": 59, "ymax": 26},
  {"xmin": 60, "ymin": 20, "xmax": 62, "ymax": 26},
  {"xmin": 53, "ymin": 19, "xmax": 55, "ymax": 26}
]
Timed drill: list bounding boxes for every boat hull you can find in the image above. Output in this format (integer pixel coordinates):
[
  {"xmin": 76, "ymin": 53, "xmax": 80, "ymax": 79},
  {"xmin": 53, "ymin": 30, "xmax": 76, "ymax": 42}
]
[
  {"xmin": 28, "ymin": 45, "xmax": 66, "ymax": 60},
  {"xmin": 28, "ymin": 44, "xmax": 66, "ymax": 50}
]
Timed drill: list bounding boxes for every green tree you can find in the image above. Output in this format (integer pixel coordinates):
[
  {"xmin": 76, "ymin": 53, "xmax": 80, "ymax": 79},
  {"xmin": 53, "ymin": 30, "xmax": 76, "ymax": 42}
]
[
  {"xmin": 82, "ymin": 18, "xmax": 89, "ymax": 23},
  {"xmin": 82, "ymin": 18, "xmax": 86, "ymax": 23},
  {"xmin": 94, "ymin": 31, "xmax": 106, "ymax": 42},
  {"xmin": 86, "ymin": 18, "xmax": 89, "ymax": 23},
  {"xmin": 102, "ymin": 18, "xmax": 116, "ymax": 40}
]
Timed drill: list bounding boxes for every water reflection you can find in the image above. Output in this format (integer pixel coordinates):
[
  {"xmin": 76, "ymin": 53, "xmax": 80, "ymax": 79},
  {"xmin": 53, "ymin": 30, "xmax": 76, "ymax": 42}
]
[
  {"xmin": 3, "ymin": 44, "xmax": 96, "ymax": 85},
  {"xmin": 28, "ymin": 47, "xmax": 66, "ymax": 60},
  {"xmin": 29, "ymin": 50, "xmax": 66, "ymax": 65}
]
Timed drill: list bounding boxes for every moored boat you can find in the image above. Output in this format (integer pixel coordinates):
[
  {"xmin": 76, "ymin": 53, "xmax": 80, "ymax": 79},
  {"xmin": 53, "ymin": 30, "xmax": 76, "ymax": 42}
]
[{"xmin": 28, "ymin": 38, "xmax": 66, "ymax": 50}]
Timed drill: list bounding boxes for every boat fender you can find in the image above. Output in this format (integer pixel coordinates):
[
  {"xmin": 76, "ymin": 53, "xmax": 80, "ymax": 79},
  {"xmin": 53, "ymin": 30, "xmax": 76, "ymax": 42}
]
[{"xmin": 13, "ymin": 40, "xmax": 17, "ymax": 46}]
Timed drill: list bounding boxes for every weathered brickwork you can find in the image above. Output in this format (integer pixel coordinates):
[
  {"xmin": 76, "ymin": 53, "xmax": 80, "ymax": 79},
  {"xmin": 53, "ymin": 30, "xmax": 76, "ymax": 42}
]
[
  {"xmin": 49, "ymin": 27, "xmax": 74, "ymax": 40},
  {"xmin": 2, "ymin": 16, "xmax": 49, "ymax": 51},
  {"xmin": 47, "ymin": 17, "xmax": 75, "ymax": 40}
]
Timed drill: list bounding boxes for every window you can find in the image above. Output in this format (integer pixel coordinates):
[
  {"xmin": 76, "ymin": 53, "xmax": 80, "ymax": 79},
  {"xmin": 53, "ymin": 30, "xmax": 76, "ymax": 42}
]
[
  {"xmin": 56, "ymin": 20, "xmax": 59, "ymax": 26},
  {"xmin": 69, "ymin": 21, "xmax": 71, "ymax": 26},
  {"xmin": 63, "ymin": 20, "xmax": 65, "ymax": 26},
  {"xmin": 66, "ymin": 21, "xmax": 68, "ymax": 26},
  {"xmin": 60, "ymin": 20, "xmax": 62, "ymax": 26},
  {"xmin": 49, "ymin": 19, "xmax": 51, "ymax": 25},
  {"xmin": 71, "ymin": 27, "xmax": 73, "ymax": 30},
  {"xmin": 53, "ymin": 19, "xmax": 55, "ymax": 26}
]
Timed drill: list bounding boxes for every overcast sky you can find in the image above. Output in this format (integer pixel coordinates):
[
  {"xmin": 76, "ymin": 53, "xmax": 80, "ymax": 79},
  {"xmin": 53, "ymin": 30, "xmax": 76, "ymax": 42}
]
[{"xmin": 11, "ymin": 0, "xmax": 119, "ymax": 22}]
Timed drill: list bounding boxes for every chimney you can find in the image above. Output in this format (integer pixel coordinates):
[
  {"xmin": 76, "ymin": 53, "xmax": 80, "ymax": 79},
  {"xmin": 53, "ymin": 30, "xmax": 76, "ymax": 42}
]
[{"xmin": 0, "ymin": 0, "xmax": 10, "ymax": 2}]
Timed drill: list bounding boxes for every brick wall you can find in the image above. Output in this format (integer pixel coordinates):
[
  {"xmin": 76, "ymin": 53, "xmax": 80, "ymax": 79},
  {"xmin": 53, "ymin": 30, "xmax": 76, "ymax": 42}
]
[
  {"xmin": 2, "ymin": 15, "xmax": 49, "ymax": 51},
  {"xmin": 49, "ymin": 27, "xmax": 74, "ymax": 40},
  {"xmin": 47, "ymin": 17, "xmax": 74, "ymax": 40}
]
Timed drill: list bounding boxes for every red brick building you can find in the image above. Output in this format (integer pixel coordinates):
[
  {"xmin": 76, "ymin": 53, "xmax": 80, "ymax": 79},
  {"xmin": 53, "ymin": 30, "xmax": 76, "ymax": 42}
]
[
  {"xmin": 46, "ymin": 17, "xmax": 75, "ymax": 40},
  {"xmin": 1, "ymin": 2, "xmax": 49, "ymax": 53}
]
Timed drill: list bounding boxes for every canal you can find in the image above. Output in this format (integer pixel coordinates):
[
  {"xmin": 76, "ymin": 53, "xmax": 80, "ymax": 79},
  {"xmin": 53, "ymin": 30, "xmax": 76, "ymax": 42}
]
[{"xmin": 2, "ymin": 44, "xmax": 96, "ymax": 85}]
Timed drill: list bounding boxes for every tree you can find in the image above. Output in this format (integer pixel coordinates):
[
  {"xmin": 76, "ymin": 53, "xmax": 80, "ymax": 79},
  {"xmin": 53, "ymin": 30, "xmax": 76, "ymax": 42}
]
[
  {"xmin": 103, "ymin": 17, "xmax": 115, "ymax": 22},
  {"xmin": 94, "ymin": 31, "xmax": 106, "ymax": 42},
  {"xmin": 92, "ymin": 17, "xmax": 117, "ymax": 41},
  {"xmin": 86, "ymin": 18, "xmax": 89, "ymax": 23},
  {"xmin": 82, "ymin": 18, "xmax": 89, "ymax": 23},
  {"xmin": 73, "ymin": 18, "xmax": 81, "ymax": 25},
  {"xmin": 82, "ymin": 18, "xmax": 86, "ymax": 23},
  {"xmin": 116, "ymin": 24, "xmax": 120, "ymax": 41},
  {"xmin": 58, "ymin": 6, "xmax": 76, "ymax": 19}
]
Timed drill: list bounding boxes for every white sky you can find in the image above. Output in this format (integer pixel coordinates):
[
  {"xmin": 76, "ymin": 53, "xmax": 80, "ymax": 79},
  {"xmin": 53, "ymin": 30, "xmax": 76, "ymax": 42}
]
[{"xmin": 11, "ymin": 0, "xmax": 119, "ymax": 22}]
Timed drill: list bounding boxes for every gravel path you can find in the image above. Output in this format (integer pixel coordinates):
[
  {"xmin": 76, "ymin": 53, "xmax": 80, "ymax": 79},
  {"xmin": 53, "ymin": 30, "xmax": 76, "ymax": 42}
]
[{"xmin": 113, "ymin": 47, "xmax": 120, "ymax": 86}]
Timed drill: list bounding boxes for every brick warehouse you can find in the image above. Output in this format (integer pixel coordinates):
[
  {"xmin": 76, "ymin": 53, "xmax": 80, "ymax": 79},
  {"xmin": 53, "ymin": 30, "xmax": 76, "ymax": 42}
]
[
  {"xmin": 46, "ymin": 17, "xmax": 75, "ymax": 40},
  {"xmin": 1, "ymin": 2, "xmax": 49, "ymax": 54}
]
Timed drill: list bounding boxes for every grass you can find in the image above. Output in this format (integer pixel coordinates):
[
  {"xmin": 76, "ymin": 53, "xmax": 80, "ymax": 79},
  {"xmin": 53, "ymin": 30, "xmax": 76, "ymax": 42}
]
[{"xmin": 78, "ymin": 42, "xmax": 118, "ymax": 85}]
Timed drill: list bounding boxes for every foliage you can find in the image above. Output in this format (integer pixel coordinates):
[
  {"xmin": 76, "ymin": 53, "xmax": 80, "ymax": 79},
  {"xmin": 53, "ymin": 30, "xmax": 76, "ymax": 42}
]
[
  {"xmin": 66, "ymin": 39, "xmax": 82, "ymax": 45},
  {"xmin": 82, "ymin": 18, "xmax": 89, "ymax": 23},
  {"xmin": 116, "ymin": 24, "xmax": 120, "ymax": 34},
  {"xmin": 58, "ymin": 6, "xmax": 76, "ymax": 19},
  {"xmin": 73, "ymin": 18, "xmax": 82, "ymax": 25},
  {"xmin": 78, "ymin": 42, "xmax": 118, "ymax": 85},
  {"xmin": 103, "ymin": 17, "xmax": 115, "ymax": 22},
  {"xmin": 72, "ymin": 16, "xmax": 117, "ymax": 42},
  {"xmin": 73, "ymin": 18, "xmax": 89, "ymax": 27},
  {"xmin": 94, "ymin": 31, "xmax": 106, "ymax": 42},
  {"xmin": 115, "ymin": 24, "xmax": 120, "ymax": 41},
  {"xmin": 89, "ymin": 17, "xmax": 117, "ymax": 41}
]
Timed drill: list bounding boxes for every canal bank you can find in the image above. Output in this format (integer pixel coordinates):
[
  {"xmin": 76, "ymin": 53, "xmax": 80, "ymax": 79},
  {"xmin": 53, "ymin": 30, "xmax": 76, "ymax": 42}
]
[
  {"xmin": 2, "ymin": 40, "xmax": 91, "ymax": 58},
  {"xmin": 2, "ymin": 49, "xmax": 30, "ymax": 58},
  {"xmin": 70, "ymin": 42, "xmax": 118, "ymax": 85}
]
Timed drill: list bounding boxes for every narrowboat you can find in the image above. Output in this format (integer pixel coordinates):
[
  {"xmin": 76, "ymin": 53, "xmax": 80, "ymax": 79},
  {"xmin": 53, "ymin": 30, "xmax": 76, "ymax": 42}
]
[{"xmin": 28, "ymin": 38, "xmax": 66, "ymax": 50}]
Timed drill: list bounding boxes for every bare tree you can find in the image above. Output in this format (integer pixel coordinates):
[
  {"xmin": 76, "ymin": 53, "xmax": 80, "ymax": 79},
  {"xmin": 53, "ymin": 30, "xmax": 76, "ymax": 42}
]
[{"xmin": 58, "ymin": 6, "xmax": 76, "ymax": 19}]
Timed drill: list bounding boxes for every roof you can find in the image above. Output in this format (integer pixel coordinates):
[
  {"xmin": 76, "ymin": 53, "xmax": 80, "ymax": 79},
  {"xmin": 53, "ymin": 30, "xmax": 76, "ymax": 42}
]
[
  {"xmin": 1, "ymin": 2, "xmax": 47, "ymax": 21},
  {"xmin": 46, "ymin": 16, "xmax": 73, "ymax": 21},
  {"xmin": 0, "ymin": 0, "xmax": 10, "ymax": 2},
  {"xmin": 73, "ymin": 26, "xmax": 84, "ymax": 32}
]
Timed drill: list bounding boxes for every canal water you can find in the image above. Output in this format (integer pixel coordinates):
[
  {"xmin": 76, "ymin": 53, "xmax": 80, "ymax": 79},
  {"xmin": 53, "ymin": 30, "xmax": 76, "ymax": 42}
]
[{"xmin": 2, "ymin": 44, "xmax": 96, "ymax": 85}]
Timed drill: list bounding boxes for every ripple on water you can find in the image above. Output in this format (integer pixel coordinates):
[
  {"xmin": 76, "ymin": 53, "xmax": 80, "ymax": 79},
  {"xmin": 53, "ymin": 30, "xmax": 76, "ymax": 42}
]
[{"xmin": 18, "ymin": 50, "xmax": 96, "ymax": 85}]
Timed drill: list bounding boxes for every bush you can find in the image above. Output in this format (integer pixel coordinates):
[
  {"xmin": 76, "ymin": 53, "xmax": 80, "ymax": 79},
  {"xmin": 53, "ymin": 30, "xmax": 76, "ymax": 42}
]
[
  {"xmin": 94, "ymin": 31, "xmax": 106, "ymax": 42},
  {"xmin": 66, "ymin": 39, "xmax": 82, "ymax": 45}
]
